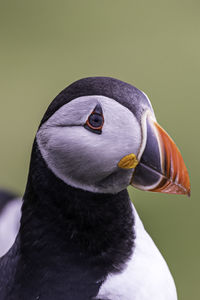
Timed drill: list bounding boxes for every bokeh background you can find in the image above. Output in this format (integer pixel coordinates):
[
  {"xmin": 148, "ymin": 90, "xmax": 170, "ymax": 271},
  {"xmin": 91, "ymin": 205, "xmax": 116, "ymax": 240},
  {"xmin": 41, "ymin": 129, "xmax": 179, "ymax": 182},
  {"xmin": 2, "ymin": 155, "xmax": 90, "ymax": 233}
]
[{"xmin": 0, "ymin": 1, "xmax": 199, "ymax": 299}]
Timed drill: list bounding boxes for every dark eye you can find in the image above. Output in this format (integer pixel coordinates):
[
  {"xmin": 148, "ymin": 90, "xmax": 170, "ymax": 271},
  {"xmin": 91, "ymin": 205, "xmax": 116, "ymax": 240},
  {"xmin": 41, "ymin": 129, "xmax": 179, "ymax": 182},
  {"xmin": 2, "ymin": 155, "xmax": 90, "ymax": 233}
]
[
  {"xmin": 84, "ymin": 104, "xmax": 104, "ymax": 134},
  {"xmin": 88, "ymin": 113, "xmax": 103, "ymax": 128}
]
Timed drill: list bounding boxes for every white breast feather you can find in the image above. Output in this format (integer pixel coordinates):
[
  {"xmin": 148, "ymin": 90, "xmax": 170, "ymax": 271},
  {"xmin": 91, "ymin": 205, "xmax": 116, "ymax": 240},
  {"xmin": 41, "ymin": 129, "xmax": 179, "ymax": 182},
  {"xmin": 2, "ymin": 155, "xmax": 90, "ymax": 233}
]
[
  {"xmin": 0, "ymin": 199, "xmax": 21, "ymax": 257},
  {"xmin": 97, "ymin": 203, "xmax": 177, "ymax": 300}
]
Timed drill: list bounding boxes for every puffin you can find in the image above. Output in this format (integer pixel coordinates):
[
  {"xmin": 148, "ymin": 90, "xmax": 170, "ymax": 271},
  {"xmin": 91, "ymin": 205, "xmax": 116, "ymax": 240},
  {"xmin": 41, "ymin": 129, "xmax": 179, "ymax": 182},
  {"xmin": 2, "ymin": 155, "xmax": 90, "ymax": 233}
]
[
  {"xmin": 0, "ymin": 77, "xmax": 190, "ymax": 300},
  {"xmin": 0, "ymin": 190, "xmax": 21, "ymax": 257}
]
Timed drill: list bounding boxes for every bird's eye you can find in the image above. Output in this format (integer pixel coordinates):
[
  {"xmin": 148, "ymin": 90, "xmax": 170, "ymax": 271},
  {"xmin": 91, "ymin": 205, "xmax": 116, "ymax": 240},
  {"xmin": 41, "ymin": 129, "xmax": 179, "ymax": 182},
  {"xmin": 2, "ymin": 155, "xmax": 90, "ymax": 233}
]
[
  {"xmin": 88, "ymin": 113, "xmax": 103, "ymax": 128},
  {"xmin": 84, "ymin": 104, "xmax": 104, "ymax": 134}
]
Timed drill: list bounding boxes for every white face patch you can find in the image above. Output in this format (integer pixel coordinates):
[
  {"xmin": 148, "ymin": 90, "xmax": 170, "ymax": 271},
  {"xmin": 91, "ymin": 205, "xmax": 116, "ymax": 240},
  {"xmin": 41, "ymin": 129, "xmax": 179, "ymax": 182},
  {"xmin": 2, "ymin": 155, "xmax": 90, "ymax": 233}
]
[{"xmin": 36, "ymin": 96, "xmax": 142, "ymax": 193}]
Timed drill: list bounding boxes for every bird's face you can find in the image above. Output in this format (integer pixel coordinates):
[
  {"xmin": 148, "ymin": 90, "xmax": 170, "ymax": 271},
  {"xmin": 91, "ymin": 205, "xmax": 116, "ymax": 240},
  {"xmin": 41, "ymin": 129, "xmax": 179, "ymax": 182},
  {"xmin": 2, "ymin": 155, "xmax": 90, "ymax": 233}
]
[
  {"xmin": 37, "ymin": 90, "xmax": 190, "ymax": 195},
  {"xmin": 37, "ymin": 95, "xmax": 142, "ymax": 193}
]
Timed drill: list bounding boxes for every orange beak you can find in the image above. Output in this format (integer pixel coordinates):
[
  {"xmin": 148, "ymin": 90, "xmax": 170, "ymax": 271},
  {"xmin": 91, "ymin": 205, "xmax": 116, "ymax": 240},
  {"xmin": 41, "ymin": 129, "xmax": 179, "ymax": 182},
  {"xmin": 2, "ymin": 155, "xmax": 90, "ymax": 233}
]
[{"xmin": 131, "ymin": 114, "xmax": 190, "ymax": 196}]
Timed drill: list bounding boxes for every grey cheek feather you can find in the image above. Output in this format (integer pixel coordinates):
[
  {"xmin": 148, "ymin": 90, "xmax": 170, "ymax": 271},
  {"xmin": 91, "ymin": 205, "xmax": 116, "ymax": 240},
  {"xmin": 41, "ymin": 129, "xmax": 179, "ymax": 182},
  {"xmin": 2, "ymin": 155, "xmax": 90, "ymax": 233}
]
[{"xmin": 37, "ymin": 96, "xmax": 142, "ymax": 194}]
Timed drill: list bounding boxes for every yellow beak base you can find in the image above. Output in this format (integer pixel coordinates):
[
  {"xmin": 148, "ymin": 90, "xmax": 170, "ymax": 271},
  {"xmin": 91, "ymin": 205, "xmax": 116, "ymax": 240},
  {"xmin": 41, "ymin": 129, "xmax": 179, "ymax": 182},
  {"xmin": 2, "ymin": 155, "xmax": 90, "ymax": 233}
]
[{"xmin": 118, "ymin": 153, "xmax": 139, "ymax": 169}]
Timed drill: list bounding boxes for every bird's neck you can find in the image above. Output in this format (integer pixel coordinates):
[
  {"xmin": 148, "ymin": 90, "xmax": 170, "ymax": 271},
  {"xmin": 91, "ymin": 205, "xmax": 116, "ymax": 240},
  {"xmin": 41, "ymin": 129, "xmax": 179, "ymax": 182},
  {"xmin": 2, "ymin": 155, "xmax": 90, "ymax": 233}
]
[
  {"xmin": 19, "ymin": 141, "xmax": 135, "ymax": 274},
  {"xmin": 4, "ymin": 142, "xmax": 135, "ymax": 299}
]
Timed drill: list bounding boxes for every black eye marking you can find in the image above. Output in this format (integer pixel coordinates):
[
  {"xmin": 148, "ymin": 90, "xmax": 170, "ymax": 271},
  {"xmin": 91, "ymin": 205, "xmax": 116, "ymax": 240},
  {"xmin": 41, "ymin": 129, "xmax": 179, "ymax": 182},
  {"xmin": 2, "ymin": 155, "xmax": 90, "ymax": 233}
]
[{"xmin": 84, "ymin": 104, "xmax": 104, "ymax": 134}]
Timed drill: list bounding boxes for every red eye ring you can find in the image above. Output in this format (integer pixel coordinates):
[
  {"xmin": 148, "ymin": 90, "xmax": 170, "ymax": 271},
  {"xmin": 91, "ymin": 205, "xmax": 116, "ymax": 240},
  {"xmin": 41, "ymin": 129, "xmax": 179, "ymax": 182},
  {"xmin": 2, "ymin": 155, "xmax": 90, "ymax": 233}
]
[
  {"xmin": 84, "ymin": 104, "xmax": 104, "ymax": 134},
  {"xmin": 86, "ymin": 112, "xmax": 104, "ymax": 130}
]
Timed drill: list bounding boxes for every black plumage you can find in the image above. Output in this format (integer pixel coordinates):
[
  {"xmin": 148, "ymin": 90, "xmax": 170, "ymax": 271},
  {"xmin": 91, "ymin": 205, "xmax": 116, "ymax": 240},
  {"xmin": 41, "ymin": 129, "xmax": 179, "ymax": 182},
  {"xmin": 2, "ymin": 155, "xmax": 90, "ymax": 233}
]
[
  {"xmin": 40, "ymin": 77, "xmax": 151, "ymax": 126},
  {"xmin": 0, "ymin": 142, "xmax": 134, "ymax": 299},
  {"xmin": 0, "ymin": 77, "xmax": 140, "ymax": 300}
]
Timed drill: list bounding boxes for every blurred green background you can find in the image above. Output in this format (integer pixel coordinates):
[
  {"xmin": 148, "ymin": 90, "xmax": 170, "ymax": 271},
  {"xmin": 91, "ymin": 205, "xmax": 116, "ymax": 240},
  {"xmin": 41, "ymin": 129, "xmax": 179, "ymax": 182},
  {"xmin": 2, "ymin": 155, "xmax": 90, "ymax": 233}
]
[{"xmin": 0, "ymin": 1, "xmax": 199, "ymax": 299}]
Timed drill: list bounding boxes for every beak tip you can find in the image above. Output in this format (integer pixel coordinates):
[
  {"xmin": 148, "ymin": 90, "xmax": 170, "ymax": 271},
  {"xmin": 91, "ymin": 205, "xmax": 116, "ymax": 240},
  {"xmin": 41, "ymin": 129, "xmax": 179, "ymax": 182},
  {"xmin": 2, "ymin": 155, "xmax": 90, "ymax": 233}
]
[{"xmin": 187, "ymin": 189, "xmax": 191, "ymax": 198}]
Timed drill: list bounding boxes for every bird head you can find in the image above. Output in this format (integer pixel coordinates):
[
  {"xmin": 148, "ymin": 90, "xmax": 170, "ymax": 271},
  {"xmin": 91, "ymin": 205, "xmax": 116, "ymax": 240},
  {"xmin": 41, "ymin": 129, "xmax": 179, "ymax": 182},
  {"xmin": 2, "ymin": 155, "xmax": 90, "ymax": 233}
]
[{"xmin": 36, "ymin": 77, "xmax": 190, "ymax": 196}]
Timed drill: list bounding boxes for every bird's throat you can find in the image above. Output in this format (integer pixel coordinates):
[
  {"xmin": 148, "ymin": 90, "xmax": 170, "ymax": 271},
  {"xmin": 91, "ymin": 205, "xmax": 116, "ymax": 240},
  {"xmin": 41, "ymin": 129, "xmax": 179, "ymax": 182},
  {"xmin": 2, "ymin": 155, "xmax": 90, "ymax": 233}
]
[{"xmin": 19, "ymin": 141, "xmax": 135, "ymax": 274}]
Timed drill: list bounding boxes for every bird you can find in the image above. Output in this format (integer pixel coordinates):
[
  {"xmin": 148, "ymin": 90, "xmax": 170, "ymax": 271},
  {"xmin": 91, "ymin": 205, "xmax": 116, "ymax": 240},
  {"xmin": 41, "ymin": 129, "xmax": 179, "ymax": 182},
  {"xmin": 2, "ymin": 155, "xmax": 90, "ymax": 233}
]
[
  {"xmin": 0, "ymin": 189, "xmax": 21, "ymax": 257},
  {"xmin": 0, "ymin": 77, "xmax": 190, "ymax": 300}
]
